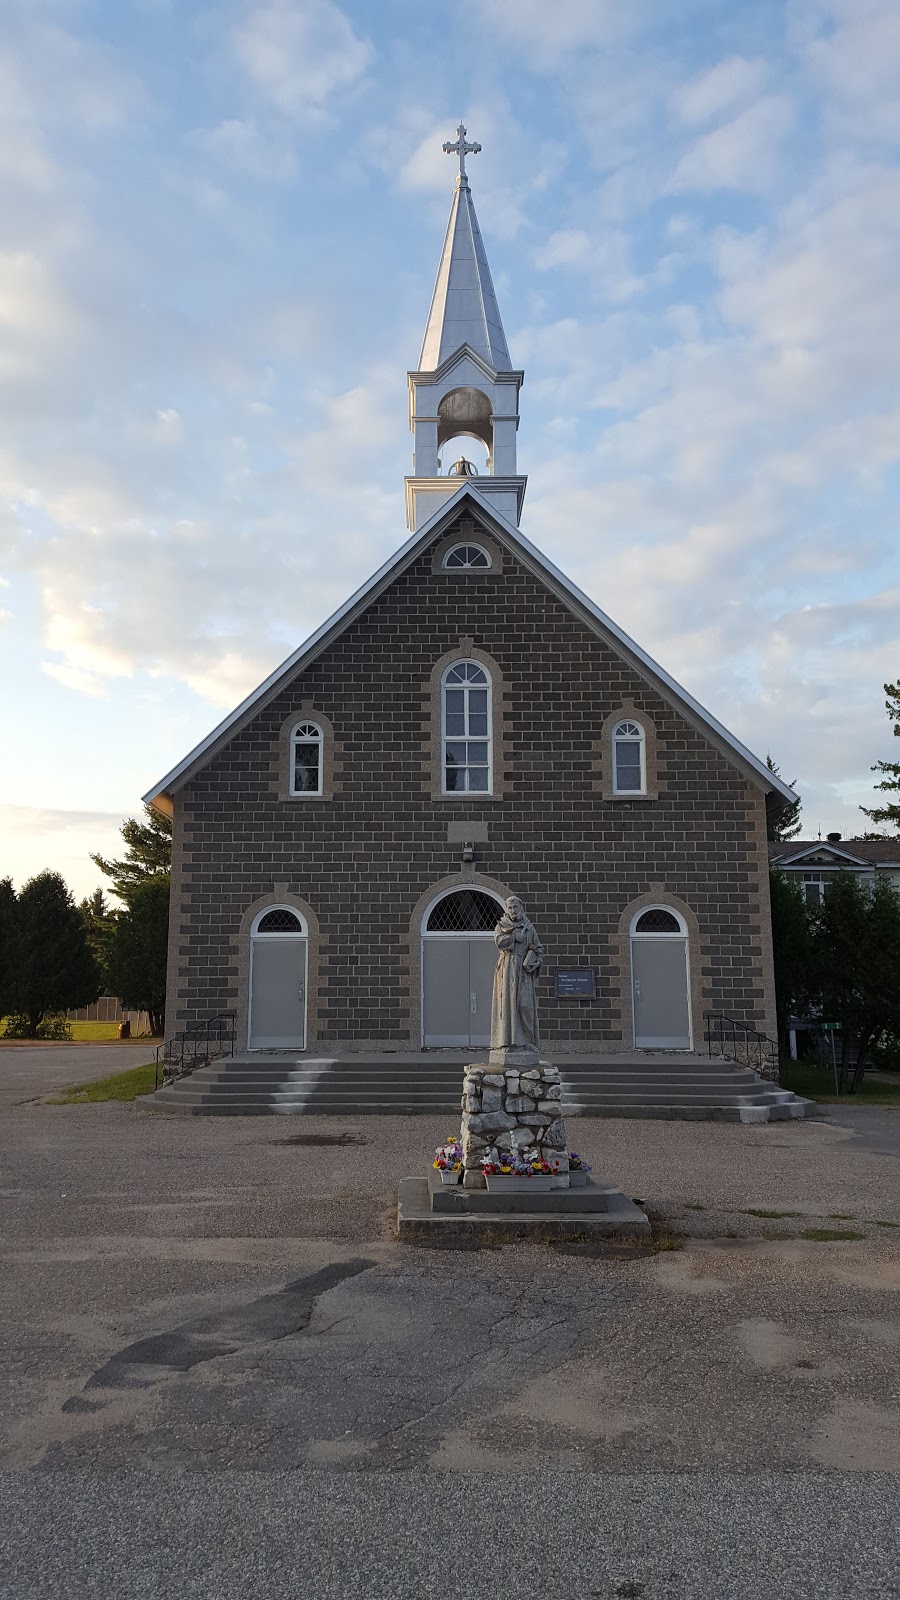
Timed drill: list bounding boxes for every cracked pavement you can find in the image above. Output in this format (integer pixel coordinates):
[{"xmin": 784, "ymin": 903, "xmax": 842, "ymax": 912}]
[{"xmin": 2, "ymin": 1049, "xmax": 900, "ymax": 1596}]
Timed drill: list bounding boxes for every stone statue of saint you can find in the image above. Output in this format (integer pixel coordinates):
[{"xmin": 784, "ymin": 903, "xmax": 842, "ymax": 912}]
[{"xmin": 490, "ymin": 895, "xmax": 543, "ymax": 1059}]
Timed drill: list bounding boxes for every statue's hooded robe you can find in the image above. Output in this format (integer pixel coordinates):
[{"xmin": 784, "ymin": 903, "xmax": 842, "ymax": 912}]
[{"xmin": 490, "ymin": 901, "xmax": 543, "ymax": 1052}]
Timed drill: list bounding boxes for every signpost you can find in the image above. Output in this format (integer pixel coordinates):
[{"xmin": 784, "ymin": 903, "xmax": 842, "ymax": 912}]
[{"xmin": 555, "ymin": 969, "xmax": 596, "ymax": 1000}]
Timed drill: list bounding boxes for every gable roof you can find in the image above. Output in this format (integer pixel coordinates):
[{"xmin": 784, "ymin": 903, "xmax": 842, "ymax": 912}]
[
  {"xmin": 770, "ymin": 840, "xmax": 900, "ymax": 867},
  {"xmin": 143, "ymin": 484, "xmax": 799, "ymax": 814}
]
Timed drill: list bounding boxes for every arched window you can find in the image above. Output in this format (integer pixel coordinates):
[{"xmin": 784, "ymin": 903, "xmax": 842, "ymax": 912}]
[
  {"xmin": 443, "ymin": 543, "xmax": 491, "ymax": 571},
  {"xmin": 253, "ymin": 906, "xmax": 307, "ymax": 935},
  {"xmin": 424, "ymin": 889, "xmax": 501, "ymax": 932},
  {"xmin": 290, "ymin": 721, "xmax": 323, "ymax": 796},
  {"xmin": 633, "ymin": 908, "xmax": 683, "ymax": 935},
  {"xmin": 613, "ymin": 719, "xmax": 646, "ymax": 795},
  {"xmin": 442, "ymin": 661, "xmax": 491, "ymax": 793}
]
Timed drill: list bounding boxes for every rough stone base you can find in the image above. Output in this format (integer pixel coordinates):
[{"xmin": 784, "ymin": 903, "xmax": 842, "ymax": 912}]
[{"xmin": 396, "ymin": 1177, "xmax": 651, "ymax": 1246}]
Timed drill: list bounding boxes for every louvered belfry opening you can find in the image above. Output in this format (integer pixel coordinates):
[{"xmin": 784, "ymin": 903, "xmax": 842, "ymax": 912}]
[{"xmin": 425, "ymin": 890, "xmax": 500, "ymax": 933}]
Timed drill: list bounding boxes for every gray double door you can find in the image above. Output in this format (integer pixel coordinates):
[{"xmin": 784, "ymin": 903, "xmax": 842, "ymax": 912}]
[
  {"xmin": 422, "ymin": 936, "xmax": 497, "ymax": 1048},
  {"xmin": 631, "ymin": 936, "xmax": 691, "ymax": 1049}
]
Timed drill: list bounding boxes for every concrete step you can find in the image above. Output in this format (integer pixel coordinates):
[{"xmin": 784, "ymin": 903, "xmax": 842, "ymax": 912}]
[{"xmin": 146, "ymin": 1048, "xmax": 813, "ymax": 1123}]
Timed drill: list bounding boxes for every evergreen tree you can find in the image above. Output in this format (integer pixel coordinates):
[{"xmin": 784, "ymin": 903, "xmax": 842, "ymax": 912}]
[
  {"xmin": 860, "ymin": 680, "xmax": 900, "ymax": 833},
  {"xmin": 769, "ymin": 869, "xmax": 811, "ymax": 1048},
  {"xmin": 0, "ymin": 877, "xmax": 17, "ymax": 1018},
  {"xmin": 78, "ymin": 888, "xmax": 114, "ymax": 993},
  {"xmin": 810, "ymin": 870, "xmax": 900, "ymax": 1090},
  {"xmin": 107, "ymin": 876, "xmax": 169, "ymax": 1037},
  {"xmin": 5, "ymin": 872, "xmax": 100, "ymax": 1036},
  {"xmin": 91, "ymin": 805, "xmax": 172, "ymax": 903},
  {"xmin": 766, "ymin": 755, "xmax": 802, "ymax": 842}
]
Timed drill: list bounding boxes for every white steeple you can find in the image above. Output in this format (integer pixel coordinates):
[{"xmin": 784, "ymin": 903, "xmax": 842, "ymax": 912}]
[{"xmin": 405, "ymin": 126, "xmax": 526, "ymax": 532}]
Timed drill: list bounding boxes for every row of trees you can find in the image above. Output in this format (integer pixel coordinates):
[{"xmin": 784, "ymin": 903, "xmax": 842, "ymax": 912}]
[
  {"xmin": 1, "ymin": 807, "xmax": 171, "ymax": 1038},
  {"xmin": 771, "ymin": 868, "xmax": 900, "ymax": 1092}
]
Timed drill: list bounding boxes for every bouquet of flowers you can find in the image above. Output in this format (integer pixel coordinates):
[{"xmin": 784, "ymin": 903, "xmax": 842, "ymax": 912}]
[
  {"xmin": 567, "ymin": 1151, "xmax": 592, "ymax": 1173},
  {"xmin": 481, "ymin": 1146, "xmax": 558, "ymax": 1177},
  {"xmin": 433, "ymin": 1137, "xmax": 463, "ymax": 1173}
]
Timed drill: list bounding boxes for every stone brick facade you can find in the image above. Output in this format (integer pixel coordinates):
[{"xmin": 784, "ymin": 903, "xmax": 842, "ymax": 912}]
[{"xmin": 165, "ymin": 509, "xmax": 777, "ymax": 1052}]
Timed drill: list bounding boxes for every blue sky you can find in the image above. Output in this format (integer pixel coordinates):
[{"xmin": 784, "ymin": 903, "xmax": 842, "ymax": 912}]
[{"xmin": 2, "ymin": 0, "xmax": 899, "ymax": 897}]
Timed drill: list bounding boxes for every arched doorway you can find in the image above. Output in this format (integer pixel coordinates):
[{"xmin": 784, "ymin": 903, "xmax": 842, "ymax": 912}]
[
  {"xmin": 630, "ymin": 907, "xmax": 692, "ymax": 1049},
  {"xmin": 248, "ymin": 907, "xmax": 308, "ymax": 1050},
  {"xmin": 421, "ymin": 887, "xmax": 503, "ymax": 1047}
]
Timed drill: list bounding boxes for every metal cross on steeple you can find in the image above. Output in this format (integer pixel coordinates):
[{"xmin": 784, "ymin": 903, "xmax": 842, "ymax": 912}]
[{"xmin": 442, "ymin": 122, "xmax": 481, "ymax": 182}]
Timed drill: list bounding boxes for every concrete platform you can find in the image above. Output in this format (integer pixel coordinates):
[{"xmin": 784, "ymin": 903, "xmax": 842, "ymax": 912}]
[
  {"xmin": 396, "ymin": 1176, "xmax": 651, "ymax": 1246},
  {"xmin": 428, "ymin": 1169, "xmax": 613, "ymax": 1213}
]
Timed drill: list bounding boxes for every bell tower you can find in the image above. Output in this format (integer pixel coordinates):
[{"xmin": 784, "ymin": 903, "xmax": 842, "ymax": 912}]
[{"xmin": 405, "ymin": 126, "xmax": 527, "ymax": 532}]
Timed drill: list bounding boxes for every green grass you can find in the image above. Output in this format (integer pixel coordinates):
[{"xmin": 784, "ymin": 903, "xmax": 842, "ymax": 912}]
[
  {"xmin": 798, "ymin": 1227, "xmax": 865, "ymax": 1242},
  {"xmin": 47, "ymin": 1062, "xmax": 158, "ymax": 1104},
  {"xmin": 68, "ymin": 1021, "xmax": 139, "ymax": 1042},
  {"xmin": 1, "ymin": 1019, "xmax": 160, "ymax": 1043},
  {"xmin": 741, "ymin": 1207, "xmax": 802, "ymax": 1219},
  {"xmin": 875, "ymin": 1220, "xmax": 900, "ymax": 1229},
  {"xmin": 780, "ymin": 1059, "xmax": 900, "ymax": 1105}
]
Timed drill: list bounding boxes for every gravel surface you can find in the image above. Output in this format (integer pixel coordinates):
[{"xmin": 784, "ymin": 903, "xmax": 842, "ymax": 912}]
[
  {"xmin": 2, "ymin": 1057, "xmax": 900, "ymax": 1592},
  {"xmin": 3, "ymin": 1470, "xmax": 900, "ymax": 1599}
]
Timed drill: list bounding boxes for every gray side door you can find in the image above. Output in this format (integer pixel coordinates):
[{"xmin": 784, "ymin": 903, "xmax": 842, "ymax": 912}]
[
  {"xmin": 423, "ymin": 938, "xmax": 470, "ymax": 1046},
  {"xmin": 469, "ymin": 938, "xmax": 498, "ymax": 1048},
  {"xmin": 249, "ymin": 937, "xmax": 307, "ymax": 1049},
  {"xmin": 631, "ymin": 937, "xmax": 691, "ymax": 1049}
]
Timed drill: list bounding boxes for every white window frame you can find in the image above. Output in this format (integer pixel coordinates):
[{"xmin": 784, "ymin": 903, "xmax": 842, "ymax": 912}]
[
  {"xmin": 442, "ymin": 542, "xmax": 493, "ymax": 571},
  {"xmin": 441, "ymin": 660, "xmax": 493, "ymax": 796},
  {"xmin": 613, "ymin": 719, "xmax": 647, "ymax": 796},
  {"xmin": 802, "ymin": 872, "xmax": 826, "ymax": 908},
  {"xmin": 629, "ymin": 906, "xmax": 687, "ymax": 938},
  {"xmin": 251, "ymin": 905, "xmax": 309, "ymax": 938},
  {"xmin": 289, "ymin": 720, "xmax": 324, "ymax": 797}
]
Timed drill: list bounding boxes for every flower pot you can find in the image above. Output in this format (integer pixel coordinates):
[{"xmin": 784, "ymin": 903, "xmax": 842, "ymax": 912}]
[
  {"xmin": 484, "ymin": 1173, "xmax": 555, "ymax": 1194},
  {"xmin": 568, "ymin": 1170, "xmax": 588, "ymax": 1188},
  {"xmin": 438, "ymin": 1168, "xmax": 461, "ymax": 1186}
]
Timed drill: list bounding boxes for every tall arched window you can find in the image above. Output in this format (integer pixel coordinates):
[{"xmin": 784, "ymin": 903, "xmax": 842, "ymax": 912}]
[
  {"xmin": 442, "ymin": 661, "xmax": 491, "ymax": 793},
  {"xmin": 613, "ymin": 719, "xmax": 646, "ymax": 795},
  {"xmin": 290, "ymin": 721, "xmax": 323, "ymax": 796}
]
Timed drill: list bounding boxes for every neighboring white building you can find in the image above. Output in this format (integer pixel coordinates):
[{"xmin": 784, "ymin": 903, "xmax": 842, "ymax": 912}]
[{"xmin": 769, "ymin": 835, "xmax": 900, "ymax": 906}]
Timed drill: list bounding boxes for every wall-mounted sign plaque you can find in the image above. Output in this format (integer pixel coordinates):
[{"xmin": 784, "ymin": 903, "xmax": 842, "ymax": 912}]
[{"xmin": 554, "ymin": 969, "xmax": 596, "ymax": 999}]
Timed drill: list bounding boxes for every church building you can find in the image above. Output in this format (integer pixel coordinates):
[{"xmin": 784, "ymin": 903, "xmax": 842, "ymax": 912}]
[{"xmin": 145, "ymin": 128, "xmax": 795, "ymax": 1064}]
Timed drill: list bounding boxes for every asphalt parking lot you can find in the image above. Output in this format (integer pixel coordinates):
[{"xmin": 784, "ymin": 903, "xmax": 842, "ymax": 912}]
[{"xmin": 2, "ymin": 1046, "xmax": 900, "ymax": 1597}]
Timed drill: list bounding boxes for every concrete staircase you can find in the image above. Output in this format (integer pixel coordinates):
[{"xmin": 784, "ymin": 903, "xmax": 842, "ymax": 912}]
[{"xmin": 144, "ymin": 1050, "xmax": 815, "ymax": 1122}]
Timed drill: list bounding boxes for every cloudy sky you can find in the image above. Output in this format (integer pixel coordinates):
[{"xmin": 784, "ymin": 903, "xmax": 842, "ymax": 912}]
[{"xmin": 2, "ymin": 0, "xmax": 899, "ymax": 898}]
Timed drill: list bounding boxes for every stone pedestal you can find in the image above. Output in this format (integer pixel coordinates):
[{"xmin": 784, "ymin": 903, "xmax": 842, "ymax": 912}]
[{"xmin": 460, "ymin": 1059, "xmax": 568, "ymax": 1190}]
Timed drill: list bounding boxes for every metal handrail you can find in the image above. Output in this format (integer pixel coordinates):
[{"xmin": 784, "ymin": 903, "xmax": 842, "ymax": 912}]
[
  {"xmin": 155, "ymin": 1012, "xmax": 236, "ymax": 1088},
  {"xmin": 704, "ymin": 1011, "xmax": 780, "ymax": 1084}
]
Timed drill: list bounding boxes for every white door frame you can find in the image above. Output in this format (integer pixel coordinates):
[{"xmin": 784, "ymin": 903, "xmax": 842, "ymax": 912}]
[
  {"xmin": 420, "ymin": 886, "xmax": 504, "ymax": 1048},
  {"xmin": 248, "ymin": 906, "xmax": 308, "ymax": 1050},
  {"xmin": 629, "ymin": 906, "xmax": 692, "ymax": 1050}
]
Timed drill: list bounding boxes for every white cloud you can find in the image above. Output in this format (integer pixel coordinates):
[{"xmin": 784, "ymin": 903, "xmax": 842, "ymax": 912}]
[
  {"xmin": 41, "ymin": 660, "xmax": 109, "ymax": 698},
  {"xmin": 671, "ymin": 56, "xmax": 769, "ymax": 126},
  {"xmin": 472, "ymin": 0, "xmax": 639, "ymax": 59},
  {"xmin": 669, "ymin": 95, "xmax": 795, "ymax": 192},
  {"xmin": 232, "ymin": 0, "xmax": 373, "ymax": 118},
  {"xmin": 802, "ymin": 2, "xmax": 900, "ymax": 142},
  {"xmin": 190, "ymin": 118, "xmax": 299, "ymax": 184},
  {"xmin": 534, "ymin": 230, "xmax": 589, "ymax": 269}
]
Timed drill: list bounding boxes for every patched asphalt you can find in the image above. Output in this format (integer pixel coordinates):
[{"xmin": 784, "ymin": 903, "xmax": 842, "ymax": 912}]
[{"xmin": 2, "ymin": 1047, "xmax": 900, "ymax": 1595}]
